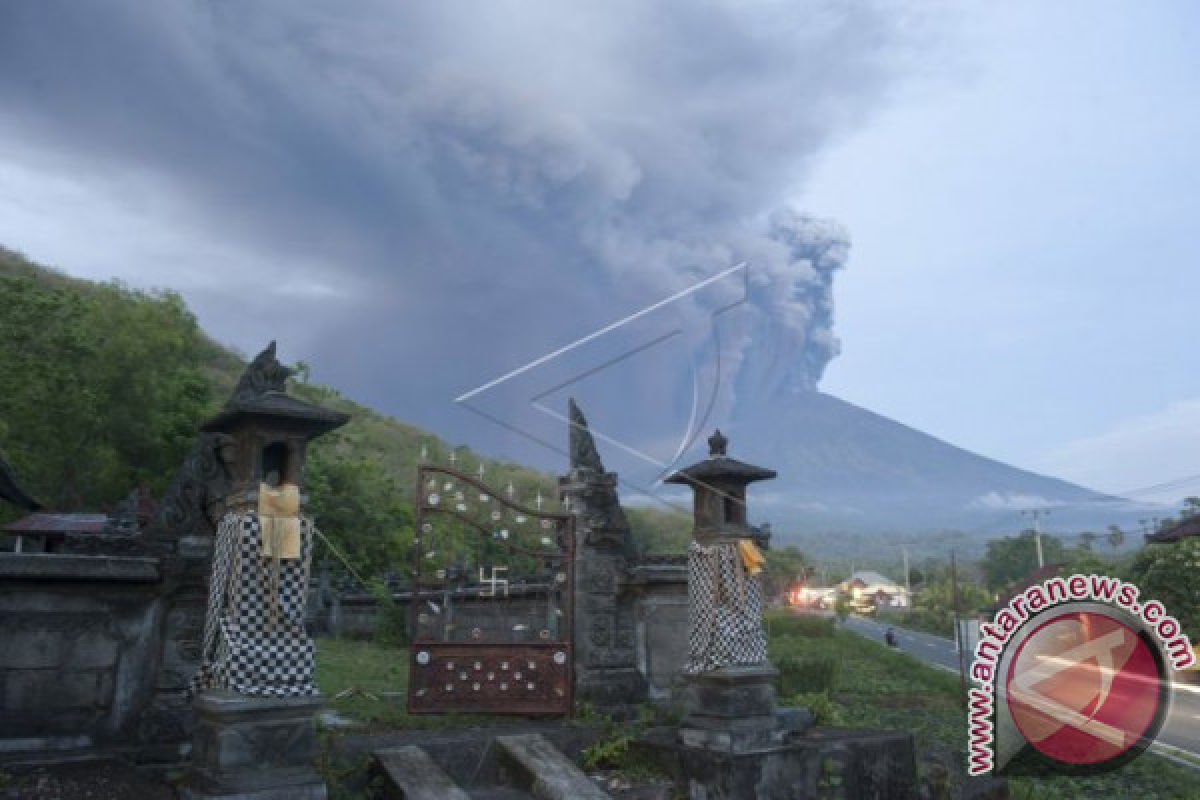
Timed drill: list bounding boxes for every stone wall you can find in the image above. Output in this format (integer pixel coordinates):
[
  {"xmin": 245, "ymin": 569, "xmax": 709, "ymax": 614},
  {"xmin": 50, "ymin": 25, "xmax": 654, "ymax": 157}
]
[
  {"xmin": 0, "ymin": 554, "xmax": 182, "ymax": 761},
  {"xmin": 627, "ymin": 560, "xmax": 689, "ymax": 698}
]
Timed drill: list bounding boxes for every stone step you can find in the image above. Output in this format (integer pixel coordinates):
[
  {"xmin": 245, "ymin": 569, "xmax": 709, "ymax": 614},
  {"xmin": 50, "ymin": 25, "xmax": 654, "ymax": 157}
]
[
  {"xmin": 495, "ymin": 733, "xmax": 611, "ymax": 800},
  {"xmin": 467, "ymin": 787, "xmax": 535, "ymax": 800},
  {"xmin": 374, "ymin": 745, "xmax": 472, "ymax": 800}
]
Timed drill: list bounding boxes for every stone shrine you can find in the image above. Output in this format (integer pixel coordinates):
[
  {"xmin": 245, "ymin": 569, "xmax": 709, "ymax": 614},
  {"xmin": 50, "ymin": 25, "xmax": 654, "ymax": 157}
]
[
  {"xmin": 181, "ymin": 342, "xmax": 348, "ymax": 800},
  {"xmin": 664, "ymin": 430, "xmax": 918, "ymax": 799},
  {"xmin": 668, "ymin": 430, "xmax": 782, "ymax": 754}
]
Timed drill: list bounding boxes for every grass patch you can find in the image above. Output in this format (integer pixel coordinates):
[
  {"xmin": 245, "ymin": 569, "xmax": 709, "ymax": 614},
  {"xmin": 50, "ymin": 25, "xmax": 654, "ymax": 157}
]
[
  {"xmin": 876, "ymin": 608, "xmax": 954, "ymax": 638},
  {"xmin": 766, "ymin": 611, "xmax": 1200, "ymax": 799},
  {"xmin": 314, "ymin": 636, "xmax": 494, "ymax": 730}
]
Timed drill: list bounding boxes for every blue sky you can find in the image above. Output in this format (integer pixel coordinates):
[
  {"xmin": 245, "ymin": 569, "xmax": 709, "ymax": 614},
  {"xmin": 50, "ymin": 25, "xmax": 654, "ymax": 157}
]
[
  {"xmin": 804, "ymin": 2, "xmax": 1200, "ymax": 502},
  {"xmin": 0, "ymin": 2, "xmax": 1197, "ymax": 504}
]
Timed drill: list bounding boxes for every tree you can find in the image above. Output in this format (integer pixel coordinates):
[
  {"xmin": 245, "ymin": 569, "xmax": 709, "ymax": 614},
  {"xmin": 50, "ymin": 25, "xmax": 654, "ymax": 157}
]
[
  {"xmin": 0, "ymin": 274, "xmax": 212, "ymax": 512},
  {"xmin": 1106, "ymin": 524, "xmax": 1126, "ymax": 552},
  {"xmin": 1078, "ymin": 531, "xmax": 1099, "ymax": 551},
  {"xmin": 1129, "ymin": 539, "xmax": 1200, "ymax": 635},
  {"xmin": 763, "ymin": 546, "xmax": 808, "ymax": 599},
  {"xmin": 1182, "ymin": 497, "xmax": 1200, "ymax": 521},
  {"xmin": 981, "ymin": 530, "xmax": 1065, "ymax": 591},
  {"xmin": 304, "ymin": 444, "xmax": 414, "ymax": 582}
]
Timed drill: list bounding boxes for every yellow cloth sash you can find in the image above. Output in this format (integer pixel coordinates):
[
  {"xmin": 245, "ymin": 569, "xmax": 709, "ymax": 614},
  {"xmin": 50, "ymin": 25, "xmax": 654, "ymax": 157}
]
[
  {"xmin": 259, "ymin": 483, "xmax": 300, "ymax": 559},
  {"xmin": 737, "ymin": 538, "xmax": 766, "ymax": 576}
]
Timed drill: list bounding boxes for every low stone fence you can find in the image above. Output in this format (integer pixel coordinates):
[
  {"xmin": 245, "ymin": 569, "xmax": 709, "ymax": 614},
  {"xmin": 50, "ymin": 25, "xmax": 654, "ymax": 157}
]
[{"xmin": 0, "ymin": 552, "xmax": 201, "ymax": 764}]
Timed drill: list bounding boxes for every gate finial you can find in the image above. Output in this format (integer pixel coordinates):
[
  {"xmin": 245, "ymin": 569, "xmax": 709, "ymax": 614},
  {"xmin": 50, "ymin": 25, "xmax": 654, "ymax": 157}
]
[{"xmin": 568, "ymin": 398, "xmax": 605, "ymax": 473}]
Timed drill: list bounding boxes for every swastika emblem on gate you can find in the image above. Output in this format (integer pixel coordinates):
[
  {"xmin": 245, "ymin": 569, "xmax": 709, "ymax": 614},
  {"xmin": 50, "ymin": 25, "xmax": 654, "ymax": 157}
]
[{"xmin": 407, "ymin": 465, "xmax": 574, "ymax": 715}]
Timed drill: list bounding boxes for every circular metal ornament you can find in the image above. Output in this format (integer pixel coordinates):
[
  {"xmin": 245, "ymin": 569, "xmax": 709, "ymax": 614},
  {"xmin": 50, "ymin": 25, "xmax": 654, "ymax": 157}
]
[
  {"xmin": 428, "ymin": 493, "xmax": 440, "ymax": 505},
  {"xmin": 471, "ymin": 627, "xmax": 482, "ymax": 639},
  {"xmin": 553, "ymin": 651, "xmax": 566, "ymax": 665},
  {"xmin": 416, "ymin": 651, "xmax": 430, "ymax": 665}
]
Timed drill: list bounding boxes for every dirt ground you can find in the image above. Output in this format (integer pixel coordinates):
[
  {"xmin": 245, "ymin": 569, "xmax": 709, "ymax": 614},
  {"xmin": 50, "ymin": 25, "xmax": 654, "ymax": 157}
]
[{"xmin": 2, "ymin": 760, "xmax": 176, "ymax": 800}]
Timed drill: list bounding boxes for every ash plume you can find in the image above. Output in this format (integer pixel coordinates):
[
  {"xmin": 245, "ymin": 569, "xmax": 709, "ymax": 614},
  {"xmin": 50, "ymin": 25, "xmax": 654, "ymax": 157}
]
[{"xmin": 0, "ymin": 1, "xmax": 935, "ymax": 434}]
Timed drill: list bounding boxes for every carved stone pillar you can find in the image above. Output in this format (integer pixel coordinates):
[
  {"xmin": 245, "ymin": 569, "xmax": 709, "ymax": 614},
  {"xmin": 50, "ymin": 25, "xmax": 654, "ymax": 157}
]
[{"xmin": 558, "ymin": 399, "xmax": 646, "ymax": 710}]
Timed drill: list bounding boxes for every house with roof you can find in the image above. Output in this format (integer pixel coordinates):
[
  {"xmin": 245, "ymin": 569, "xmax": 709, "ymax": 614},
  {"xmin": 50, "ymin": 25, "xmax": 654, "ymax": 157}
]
[
  {"xmin": 839, "ymin": 570, "xmax": 911, "ymax": 610},
  {"xmin": 1145, "ymin": 515, "xmax": 1200, "ymax": 543}
]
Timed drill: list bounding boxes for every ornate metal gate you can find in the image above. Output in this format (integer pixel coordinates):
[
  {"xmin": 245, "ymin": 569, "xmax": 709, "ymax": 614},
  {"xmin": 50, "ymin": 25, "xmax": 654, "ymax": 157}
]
[{"xmin": 407, "ymin": 465, "xmax": 574, "ymax": 715}]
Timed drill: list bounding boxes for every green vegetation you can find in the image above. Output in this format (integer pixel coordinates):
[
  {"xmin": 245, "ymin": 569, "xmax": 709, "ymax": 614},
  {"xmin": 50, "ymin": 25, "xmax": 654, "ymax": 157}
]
[
  {"xmin": 0, "ymin": 249, "xmax": 688, "ymax": 576},
  {"xmin": 773, "ymin": 652, "xmax": 837, "ymax": 696},
  {"xmin": 0, "ymin": 249, "xmax": 219, "ymax": 517},
  {"xmin": 626, "ymin": 505, "xmax": 691, "ymax": 555},
  {"xmin": 1128, "ymin": 534, "xmax": 1200, "ymax": 635},
  {"xmin": 762, "ymin": 545, "xmax": 809, "ymax": 598}
]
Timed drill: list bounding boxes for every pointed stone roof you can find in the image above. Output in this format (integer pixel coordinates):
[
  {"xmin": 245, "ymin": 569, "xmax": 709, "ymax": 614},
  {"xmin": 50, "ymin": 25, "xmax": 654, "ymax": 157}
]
[
  {"xmin": 201, "ymin": 341, "xmax": 349, "ymax": 436},
  {"xmin": 568, "ymin": 397, "xmax": 605, "ymax": 472},
  {"xmin": 665, "ymin": 429, "xmax": 776, "ymax": 486}
]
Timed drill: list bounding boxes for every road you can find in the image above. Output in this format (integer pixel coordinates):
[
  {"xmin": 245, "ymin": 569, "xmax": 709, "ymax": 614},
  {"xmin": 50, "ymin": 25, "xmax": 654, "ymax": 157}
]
[{"xmin": 838, "ymin": 613, "xmax": 1200, "ymax": 763}]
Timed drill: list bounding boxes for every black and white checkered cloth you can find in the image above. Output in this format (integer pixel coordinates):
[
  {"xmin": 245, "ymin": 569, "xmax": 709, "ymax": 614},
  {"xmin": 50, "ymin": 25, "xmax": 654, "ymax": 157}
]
[
  {"xmin": 189, "ymin": 511, "xmax": 317, "ymax": 697},
  {"xmin": 685, "ymin": 539, "xmax": 767, "ymax": 673}
]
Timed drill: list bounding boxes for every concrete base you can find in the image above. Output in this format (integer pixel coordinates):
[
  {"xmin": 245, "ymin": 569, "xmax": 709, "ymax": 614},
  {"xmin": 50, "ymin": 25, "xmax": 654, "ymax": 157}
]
[
  {"xmin": 575, "ymin": 666, "xmax": 648, "ymax": 714},
  {"xmin": 678, "ymin": 665, "xmax": 782, "ymax": 754},
  {"xmin": 179, "ymin": 690, "xmax": 326, "ymax": 800},
  {"xmin": 674, "ymin": 664, "xmax": 914, "ymax": 798},
  {"xmin": 677, "ymin": 727, "xmax": 917, "ymax": 800}
]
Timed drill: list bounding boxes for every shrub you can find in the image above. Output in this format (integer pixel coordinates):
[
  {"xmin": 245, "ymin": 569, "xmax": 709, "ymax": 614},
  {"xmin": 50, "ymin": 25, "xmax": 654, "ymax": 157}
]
[
  {"xmin": 765, "ymin": 611, "xmax": 835, "ymax": 639},
  {"xmin": 775, "ymin": 653, "xmax": 838, "ymax": 696},
  {"xmin": 790, "ymin": 691, "xmax": 843, "ymax": 726},
  {"xmin": 370, "ymin": 582, "xmax": 408, "ymax": 647}
]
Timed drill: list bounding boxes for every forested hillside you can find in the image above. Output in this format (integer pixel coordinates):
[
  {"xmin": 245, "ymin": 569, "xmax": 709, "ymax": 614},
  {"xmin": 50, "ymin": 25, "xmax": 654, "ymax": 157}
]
[{"xmin": 0, "ymin": 248, "xmax": 692, "ymax": 579}]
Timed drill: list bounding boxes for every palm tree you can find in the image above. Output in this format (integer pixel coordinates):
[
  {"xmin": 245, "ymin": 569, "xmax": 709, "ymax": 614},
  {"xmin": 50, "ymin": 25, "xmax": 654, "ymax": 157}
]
[{"xmin": 1106, "ymin": 524, "xmax": 1125, "ymax": 552}]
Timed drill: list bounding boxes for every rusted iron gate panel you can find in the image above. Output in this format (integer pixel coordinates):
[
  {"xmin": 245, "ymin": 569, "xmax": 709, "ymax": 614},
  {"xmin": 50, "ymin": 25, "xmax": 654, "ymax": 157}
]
[{"xmin": 407, "ymin": 465, "xmax": 573, "ymax": 715}]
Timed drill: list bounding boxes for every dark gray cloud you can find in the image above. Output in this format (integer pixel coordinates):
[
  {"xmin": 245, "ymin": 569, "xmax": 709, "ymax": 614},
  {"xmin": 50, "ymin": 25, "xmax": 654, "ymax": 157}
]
[{"xmin": 0, "ymin": 0, "xmax": 930, "ymax": 468}]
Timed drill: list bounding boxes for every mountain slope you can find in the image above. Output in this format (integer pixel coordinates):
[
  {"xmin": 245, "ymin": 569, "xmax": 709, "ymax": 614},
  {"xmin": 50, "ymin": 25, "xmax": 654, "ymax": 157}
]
[{"xmin": 730, "ymin": 390, "xmax": 1142, "ymax": 538}]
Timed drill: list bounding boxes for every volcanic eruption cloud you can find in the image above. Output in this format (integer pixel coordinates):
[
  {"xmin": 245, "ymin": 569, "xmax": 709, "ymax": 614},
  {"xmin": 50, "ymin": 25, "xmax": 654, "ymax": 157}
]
[{"xmin": 0, "ymin": 2, "xmax": 932, "ymax": 450}]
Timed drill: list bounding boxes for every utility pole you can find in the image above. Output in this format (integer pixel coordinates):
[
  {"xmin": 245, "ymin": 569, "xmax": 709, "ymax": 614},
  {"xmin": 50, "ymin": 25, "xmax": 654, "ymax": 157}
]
[
  {"xmin": 902, "ymin": 546, "xmax": 911, "ymax": 597},
  {"xmin": 1022, "ymin": 509, "xmax": 1048, "ymax": 568},
  {"xmin": 951, "ymin": 549, "xmax": 967, "ymax": 704}
]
